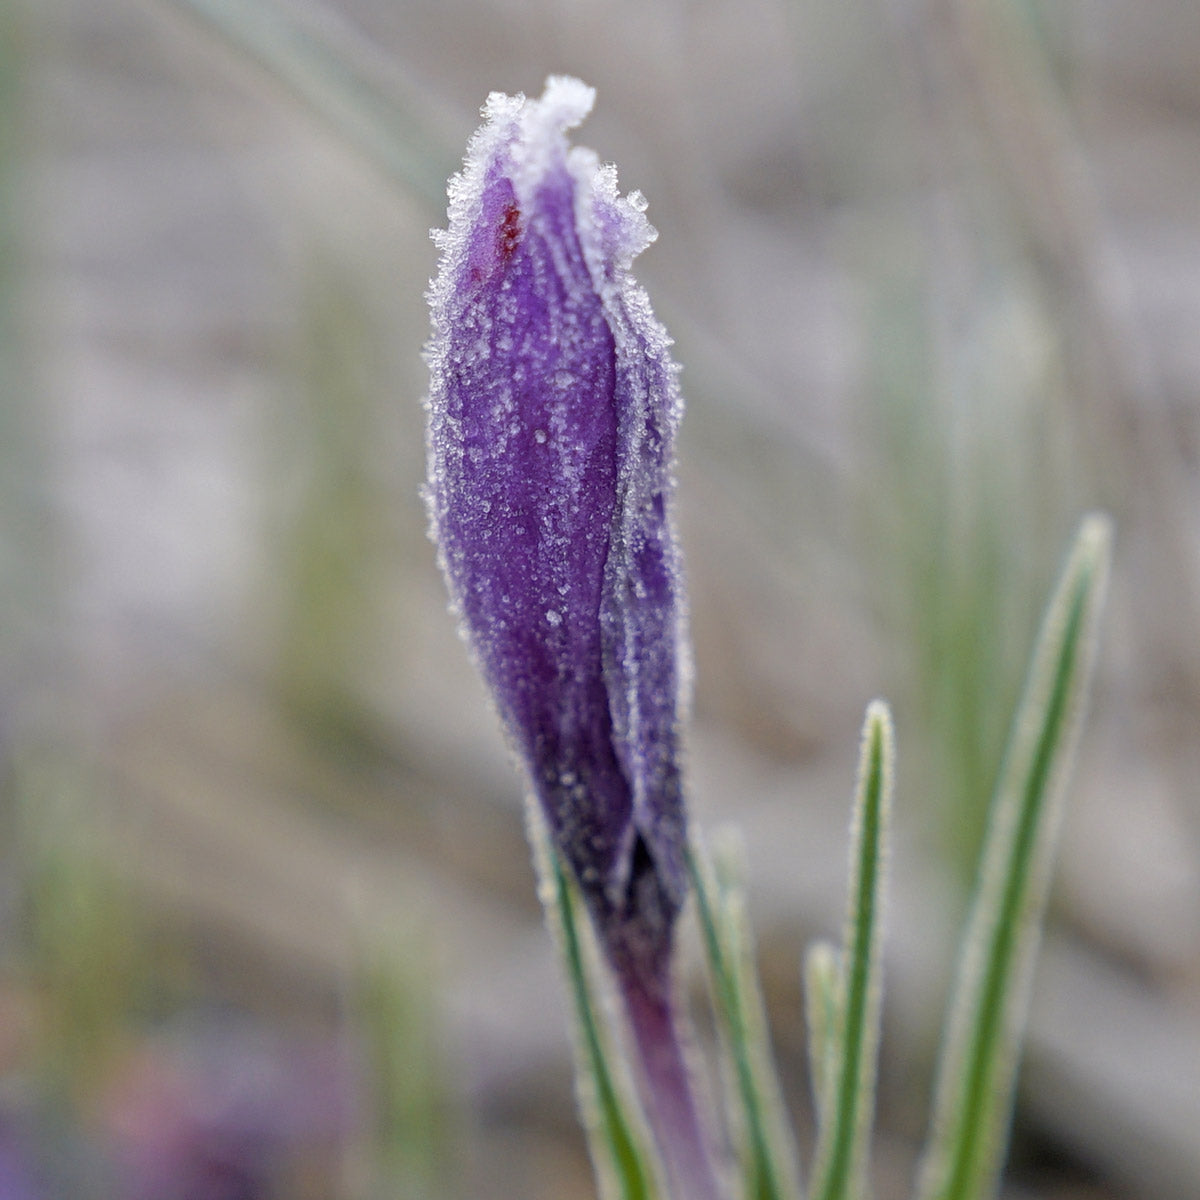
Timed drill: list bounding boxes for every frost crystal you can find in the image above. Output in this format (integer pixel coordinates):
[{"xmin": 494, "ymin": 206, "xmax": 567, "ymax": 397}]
[{"xmin": 425, "ymin": 77, "xmax": 688, "ymax": 992}]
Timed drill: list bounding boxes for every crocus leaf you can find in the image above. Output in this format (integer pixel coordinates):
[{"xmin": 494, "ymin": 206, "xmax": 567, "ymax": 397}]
[
  {"xmin": 915, "ymin": 514, "xmax": 1112, "ymax": 1200},
  {"xmin": 689, "ymin": 835, "xmax": 803, "ymax": 1200},
  {"xmin": 808, "ymin": 701, "xmax": 894, "ymax": 1200},
  {"xmin": 802, "ymin": 941, "xmax": 841, "ymax": 1136},
  {"xmin": 529, "ymin": 802, "xmax": 663, "ymax": 1200}
]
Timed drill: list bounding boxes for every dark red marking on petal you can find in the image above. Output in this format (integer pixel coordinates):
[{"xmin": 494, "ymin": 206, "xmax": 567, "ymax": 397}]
[{"xmin": 498, "ymin": 201, "xmax": 521, "ymax": 262}]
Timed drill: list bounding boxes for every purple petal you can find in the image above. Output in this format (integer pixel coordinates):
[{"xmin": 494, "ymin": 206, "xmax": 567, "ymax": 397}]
[{"xmin": 425, "ymin": 77, "xmax": 689, "ymax": 989}]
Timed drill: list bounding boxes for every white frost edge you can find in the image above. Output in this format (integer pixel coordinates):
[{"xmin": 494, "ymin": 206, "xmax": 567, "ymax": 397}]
[{"xmin": 430, "ymin": 77, "xmax": 663, "ymax": 305}]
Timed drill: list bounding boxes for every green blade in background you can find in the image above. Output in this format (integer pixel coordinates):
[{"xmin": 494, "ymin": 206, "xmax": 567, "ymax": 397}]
[
  {"xmin": 159, "ymin": 0, "xmax": 454, "ymax": 211},
  {"xmin": 352, "ymin": 925, "xmax": 456, "ymax": 1200},
  {"xmin": 915, "ymin": 514, "xmax": 1112, "ymax": 1200}
]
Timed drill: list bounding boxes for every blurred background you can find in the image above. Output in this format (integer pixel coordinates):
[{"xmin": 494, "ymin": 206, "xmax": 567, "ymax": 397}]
[{"xmin": 2, "ymin": 0, "xmax": 1199, "ymax": 1196}]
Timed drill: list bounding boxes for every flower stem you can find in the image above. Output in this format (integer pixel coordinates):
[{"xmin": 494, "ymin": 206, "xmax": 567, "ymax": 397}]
[{"xmin": 618, "ymin": 970, "xmax": 725, "ymax": 1200}]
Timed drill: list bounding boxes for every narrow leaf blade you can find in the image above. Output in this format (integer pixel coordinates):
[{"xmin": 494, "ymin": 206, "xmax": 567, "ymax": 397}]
[
  {"xmin": 528, "ymin": 802, "xmax": 663, "ymax": 1200},
  {"xmin": 690, "ymin": 836, "xmax": 803, "ymax": 1200},
  {"xmin": 803, "ymin": 941, "xmax": 841, "ymax": 1135},
  {"xmin": 809, "ymin": 701, "xmax": 895, "ymax": 1200},
  {"xmin": 915, "ymin": 514, "xmax": 1112, "ymax": 1200}
]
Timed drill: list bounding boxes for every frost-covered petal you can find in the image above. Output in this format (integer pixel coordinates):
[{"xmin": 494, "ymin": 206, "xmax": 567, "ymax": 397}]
[{"xmin": 425, "ymin": 77, "xmax": 689, "ymax": 989}]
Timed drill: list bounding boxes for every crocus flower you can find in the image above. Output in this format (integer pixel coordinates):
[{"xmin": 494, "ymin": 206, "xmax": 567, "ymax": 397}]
[
  {"xmin": 426, "ymin": 79, "xmax": 720, "ymax": 1198},
  {"xmin": 425, "ymin": 77, "xmax": 688, "ymax": 995}
]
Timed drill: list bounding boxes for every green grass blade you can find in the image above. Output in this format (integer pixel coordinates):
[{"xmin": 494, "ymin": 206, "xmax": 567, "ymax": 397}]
[
  {"xmin": 528, "ymin": 803, "xmax": 662, "ymax": 1200},
  {"xmin": 809, "ymin": 701, "xmax": 895, "ymax": 1200},
  {"xmin": 803, "ymin": 941, "xmax": 840, "ymax": 1135},
  {"xmin": 351, "ymin": 925, "xmax": 455, "ymax": 1199},
  {"xmin": 689, "ymin": 835, "xmax": 802, "ymax": 1200},
  {"xmin": 915, "ymin": 514, "xmax": 1112, "ymax": 1200},
  {"xmin": 160, "ymin": 0, "xmax": 453, "ymax": 210}
]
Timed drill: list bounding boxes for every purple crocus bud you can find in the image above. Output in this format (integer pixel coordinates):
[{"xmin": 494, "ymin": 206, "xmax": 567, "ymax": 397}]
[
  {"xmin": 426, "ymin": 79, "xmax": 725, "ymax": 1200},
  {"xmin": 424, "ymin": 77, "xmax": 689, "ymax": 997}
]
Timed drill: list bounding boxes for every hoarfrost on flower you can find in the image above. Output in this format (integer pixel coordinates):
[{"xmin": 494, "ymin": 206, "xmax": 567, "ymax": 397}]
[{"xmin": 425, "ymin": 76, "xmax": 689, "ymax": 994}]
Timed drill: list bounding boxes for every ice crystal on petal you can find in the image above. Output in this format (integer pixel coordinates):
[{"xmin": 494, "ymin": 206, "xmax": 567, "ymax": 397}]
[{"xmin": 425, "ymin": 77, "xmax": 689, "ymax": 992}]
